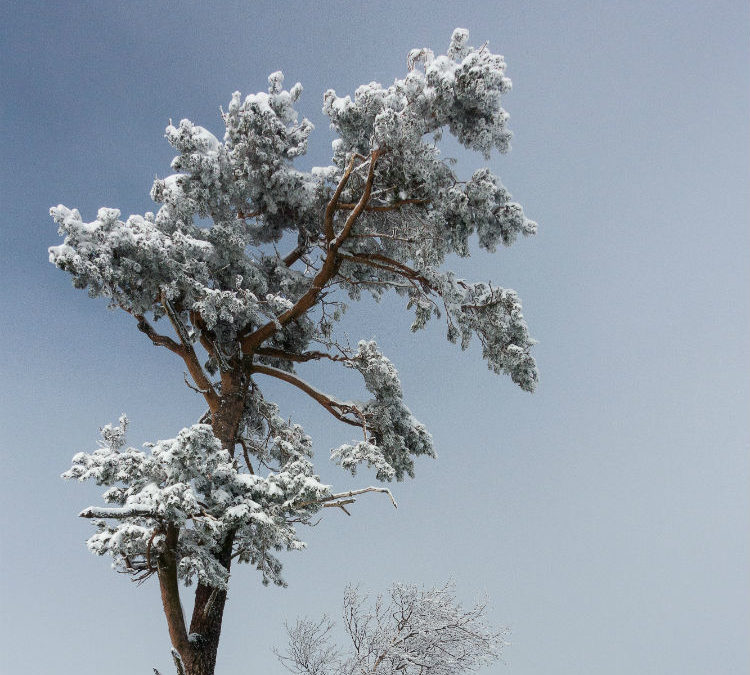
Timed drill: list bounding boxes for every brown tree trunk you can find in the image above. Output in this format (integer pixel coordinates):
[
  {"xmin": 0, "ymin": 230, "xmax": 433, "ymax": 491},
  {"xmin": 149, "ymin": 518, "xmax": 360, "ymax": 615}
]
[
  {"xmin": 163, "ymin": 534, "xmax": 233, "ymax": 675},
  {"xmin": 183, "ymin": 534, "xmax": 234, "ymax": 675},
  {"xmin": 160, "ymin": 375, "xmax": 246, "ymax": 675},
  {"xmin": 157, "ymin": 525, "xmax": 193, "ymax": 664}
]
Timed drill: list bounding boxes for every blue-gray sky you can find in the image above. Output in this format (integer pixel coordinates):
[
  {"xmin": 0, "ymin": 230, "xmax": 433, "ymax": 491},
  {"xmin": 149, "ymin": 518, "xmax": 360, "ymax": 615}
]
[{"xmin": 1, "ymin": 2, "xmax": 748, "ymax": 674}]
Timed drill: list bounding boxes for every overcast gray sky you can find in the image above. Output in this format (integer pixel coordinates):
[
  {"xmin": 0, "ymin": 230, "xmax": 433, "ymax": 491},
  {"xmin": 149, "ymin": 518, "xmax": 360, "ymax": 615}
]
[{"xmin": 1, "ymin": 2, "xmax": 748, "ymax": 674}]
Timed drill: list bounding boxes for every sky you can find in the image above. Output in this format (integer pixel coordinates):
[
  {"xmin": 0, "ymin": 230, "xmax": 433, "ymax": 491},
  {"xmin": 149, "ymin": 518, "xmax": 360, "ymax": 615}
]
[{"xmin": 1, "ymin": 1, "xmax": 748, "ymax": 674}]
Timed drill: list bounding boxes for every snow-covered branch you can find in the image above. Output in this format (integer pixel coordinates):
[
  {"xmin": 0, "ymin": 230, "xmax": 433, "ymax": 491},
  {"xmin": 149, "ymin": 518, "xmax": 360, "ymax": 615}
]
[
  {"xmin": 296, "ymin": 486, "xmax": 398, "ymax": 513},
  {"xmin": 79, "ymin": 505, "xmax": 161, "ymax": 520}
]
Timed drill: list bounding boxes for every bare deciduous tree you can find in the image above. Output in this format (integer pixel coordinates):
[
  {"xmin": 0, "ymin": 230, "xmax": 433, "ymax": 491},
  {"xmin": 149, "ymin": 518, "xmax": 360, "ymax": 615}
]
[{"xmin": 278, "ymin": 583, "xmax": 508, "ymax": 675}]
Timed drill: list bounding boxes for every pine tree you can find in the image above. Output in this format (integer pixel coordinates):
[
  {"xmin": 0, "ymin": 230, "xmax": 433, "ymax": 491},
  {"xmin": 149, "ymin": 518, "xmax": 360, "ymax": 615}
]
[{"xmin": 51, "ymin": 29, "xmax": 537, "ymax": 675}]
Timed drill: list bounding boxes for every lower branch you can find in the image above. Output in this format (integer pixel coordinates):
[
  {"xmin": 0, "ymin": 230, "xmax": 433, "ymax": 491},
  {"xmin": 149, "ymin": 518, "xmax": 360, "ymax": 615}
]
[
  {"xmin": 79, "ymin": 505, "xmax": 159, "ymax": 519},
  {"xmin": 297, "ymin": 486, "xmax": 398, "ymax": 511},
  {"xmin": 156, "ymin": 525, "xmax": 193, "ymax": 665}
]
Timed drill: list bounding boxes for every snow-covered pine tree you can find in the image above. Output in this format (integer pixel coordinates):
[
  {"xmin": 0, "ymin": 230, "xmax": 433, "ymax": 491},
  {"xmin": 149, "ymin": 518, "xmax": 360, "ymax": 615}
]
[{"xmin": 50, "ymin": 29, "xmax": 537, "ymax": 675}]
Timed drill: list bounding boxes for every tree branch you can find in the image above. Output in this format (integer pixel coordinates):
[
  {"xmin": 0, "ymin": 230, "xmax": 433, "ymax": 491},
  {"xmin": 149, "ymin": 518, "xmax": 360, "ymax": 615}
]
[
  {"xmin": 332, "ymin": 149, "xmax": 382, "ymax": 248},
  {"xmin": 323, "ymin": 153, "xmax": 363, "ymax": 242},
  {"xmin": 238, "ymin": 438, "xmax": 255, "ymax": 475},
  {"xmin": 189, "ymin": 309, "xmax": 218, "ymax": 361},
  {"xmin": 127, "ymin": 309, "xmax": 184, "ymax": 355},
  {"xmin": 296, "ymin": 486, "xmax": 398, "ymax": 510},
  {"xmin": 250, "ymin": 364, "xmax": 363, "ymax": 428},
  {"xmin": 159, "ymin": 293, "xmax": 220, "ymax": 412},
  {"xmin": 255, "ymin": 347, "xmax": 351, "ymax": 363},
  {"xmin": 336, "ymin": 197, "xmax": 428, "ymax": 212},
  {"xmin": 157, "ymin": 525, "xmax": 192, "ymax": 663},
  {"xmin": 283, "ymin": 245, "xmax": 307, "ymax": 267},
  {"xmin": 79, "ymin": 505, "xmax": 160, "ymax": 519}
]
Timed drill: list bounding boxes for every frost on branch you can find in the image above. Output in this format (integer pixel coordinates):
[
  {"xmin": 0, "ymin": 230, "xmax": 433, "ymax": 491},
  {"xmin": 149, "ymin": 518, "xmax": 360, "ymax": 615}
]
[
  {"xmin": 331, "ymin": 341, "xmax": 434, "ymax": 481},
  {"xmin": 278, "ymin": 581, "xmax": 508, "ymax": 675},
  {"xmin": 64, "ymin": 416, "xmax": 329, "ymax": 588}
]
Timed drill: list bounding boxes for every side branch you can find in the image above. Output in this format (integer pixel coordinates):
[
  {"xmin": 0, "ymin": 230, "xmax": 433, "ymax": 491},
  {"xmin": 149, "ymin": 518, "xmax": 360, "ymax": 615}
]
[
  {"xmin": 325, "ymin": 486, "xmax": 398, "ymax": 509},
  {"xmin": 79, "ymin": 505, "xmax": 160, "ymax": 519},
  {"xmin": 323, "ymin": 153, "xmax": 363, "ymax": 242},
  {"xmin": 332, "ymin": 148, "xmax": 382, "ymax": 248},
  {"xmin": 340, "ymin": 253, "xmax": 435, "ymax": 293},
  {"xmin": 250, "ymin": 364, "xmax": 363, "ymax": 428},
  {"xmin": 189, "ymin": 309, "xmax": 219, "ymax": 361},
  {"xmin": 296, "ymin": 486, "xmax": 398, "ymax": 511},
  {"xmin": 160, "ymin": 294, "xmax": 220, "ymax": 412},
  {"xmin": 255, "ymin": 347, "xmax": 351, "ymax": 363},
  {"xmin": 125, "ymin": 308, "xmax": 183, "ymax": 355}
]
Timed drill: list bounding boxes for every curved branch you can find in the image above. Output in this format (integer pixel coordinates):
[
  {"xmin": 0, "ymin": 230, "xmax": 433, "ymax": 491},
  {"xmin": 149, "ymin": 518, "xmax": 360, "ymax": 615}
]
[
  {"xmin": 332, "ymin": 149, "xmax": 382, "ymax": 248},
  {"xmin": 323, "ymin": 153, "xmax": 364, "ymax": 242},
  {"xmin": 343, "ymin": 252, "xmax": 430, "ymax": 284},
  {"xmin": 250, "ymin": 364, "xmax": 363, "ymax": 429},
  {"xmin": 124, "ymin": 306, "xmax": 184, "ymax": 355}
]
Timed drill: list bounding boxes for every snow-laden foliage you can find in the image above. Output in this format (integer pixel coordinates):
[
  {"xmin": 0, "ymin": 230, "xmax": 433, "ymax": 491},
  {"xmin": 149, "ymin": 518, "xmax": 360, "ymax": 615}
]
[
  {"xmin": 64, "ymin": 415, "xmax": 328, "ymax": 588},
  {"xmin": 51, "ymin": 26, "xmax": 537, "ymax": 628},
  {"xmin": 332, "ymin": 341, "xmax": 433, "ymax": 481},
  {"xmin": 278, "ymin": 581, "xmax": 508, "ymax": 675}
]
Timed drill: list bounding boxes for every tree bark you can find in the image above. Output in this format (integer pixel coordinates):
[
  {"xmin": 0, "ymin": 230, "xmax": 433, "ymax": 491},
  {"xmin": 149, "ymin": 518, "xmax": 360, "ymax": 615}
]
[
  {"xmin": 157, "ymin": 525, "xmax": 192, "ymax": 662},
  {"xmin": 159, "ymin": 372, "xmax": 245, "ymax": 675},
  {"xmin": 182, "ymin": 534, "xmax": 234, "ymax": 675}
]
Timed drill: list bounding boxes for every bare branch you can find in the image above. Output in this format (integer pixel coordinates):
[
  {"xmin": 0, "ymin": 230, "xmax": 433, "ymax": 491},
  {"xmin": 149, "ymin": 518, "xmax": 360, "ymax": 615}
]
[
  {"xmin": 332, "ymin": 149, "xmax": 382, "ymax": 248},
  {"xmin": 238, "ymin": 438, "xmax": 255, "ymax": 474},
  {"xmin": 156, "ymin": 293, "xmax": 219, "ymax": 411},
  {"xmin": 283, "ymin": 245, "xmax": 307, "ymax": 267},
  {"xmin": 324, "ymin": 153, "xmax": 364, "ymax": 243},
  {"xmin": 326, "ymin": 486, "xmax": 398, "ymax": 509},
  {"xmin": 250, "ymin": 364, "xmax": 364, "ymax": 429},
  {"xmin": 183, "ymin": 371, "xmax": 211, "ymax": 394},
  {"xmin": 127, "ymin": 309, "xmax": 183, "ymax": 355},
  {"xmin": 323, "ymin": 499, "xmax": 354, "ymax": 515}
]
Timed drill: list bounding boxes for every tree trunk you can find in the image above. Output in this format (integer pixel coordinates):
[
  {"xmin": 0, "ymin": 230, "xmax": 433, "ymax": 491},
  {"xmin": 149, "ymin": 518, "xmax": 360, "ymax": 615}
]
[
  {"xmin": 161, "ymin": 380, "xmax": 245, "ymax": 675},
  {"xmin": 182, "ymin": 534, "xmax": 234, "ymax": 675}
]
